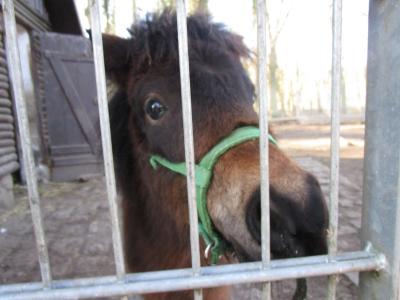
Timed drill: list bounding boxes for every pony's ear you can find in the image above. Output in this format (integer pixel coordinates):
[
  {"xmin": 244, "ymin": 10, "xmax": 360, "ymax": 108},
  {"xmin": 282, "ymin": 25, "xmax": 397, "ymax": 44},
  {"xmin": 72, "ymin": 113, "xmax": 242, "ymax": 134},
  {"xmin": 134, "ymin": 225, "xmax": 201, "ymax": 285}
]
[{"xmin": 101, "ymin": 34, "xmax": 131, "ymax": 87}]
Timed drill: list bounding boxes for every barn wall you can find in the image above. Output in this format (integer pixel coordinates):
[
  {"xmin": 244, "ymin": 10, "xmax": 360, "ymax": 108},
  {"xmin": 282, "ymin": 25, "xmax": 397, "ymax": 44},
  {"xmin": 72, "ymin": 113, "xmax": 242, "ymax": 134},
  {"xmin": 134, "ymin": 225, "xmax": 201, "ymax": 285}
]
[
  {"xmin": 0, "ymin": 0, "xmax": 52, "ymax": 207},
  {"xmin": 0, "ymin": 18, "xmax": 18, "ymax": 208}
]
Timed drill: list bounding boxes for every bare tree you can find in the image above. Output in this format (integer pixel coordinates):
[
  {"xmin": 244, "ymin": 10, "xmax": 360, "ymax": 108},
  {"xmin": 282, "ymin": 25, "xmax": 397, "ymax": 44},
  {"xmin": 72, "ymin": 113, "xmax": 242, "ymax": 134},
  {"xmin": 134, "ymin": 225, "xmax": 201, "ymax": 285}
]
[
  {"xmin": 159, "ymin": 0, "xmax": 175, "ymax": 9},
  {"xmin": 190, "ymin": 0, "xmax": 208, "ymax": 13},
  {"xmin": 253, "ymin": 0, "xmax": 292, "ymax": 116},
  {"xmin": 158, "ymin": 0, "xmax": 207, "ymax": 12},
  {"xmin": 132, "ymin": 0, "xmax": 138, "ymax": 24},
  {"xmin": 103, "ymin": 0, "xmax": 116, "ymax": 33}
]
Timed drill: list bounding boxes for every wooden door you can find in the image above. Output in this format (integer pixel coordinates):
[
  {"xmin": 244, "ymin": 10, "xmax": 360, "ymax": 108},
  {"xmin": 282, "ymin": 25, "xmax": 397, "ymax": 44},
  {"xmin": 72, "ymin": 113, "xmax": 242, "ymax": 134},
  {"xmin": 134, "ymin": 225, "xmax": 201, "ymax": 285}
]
[{"xmin": 32, "ymin": 32, "xmax": 102, "ymax": 181}]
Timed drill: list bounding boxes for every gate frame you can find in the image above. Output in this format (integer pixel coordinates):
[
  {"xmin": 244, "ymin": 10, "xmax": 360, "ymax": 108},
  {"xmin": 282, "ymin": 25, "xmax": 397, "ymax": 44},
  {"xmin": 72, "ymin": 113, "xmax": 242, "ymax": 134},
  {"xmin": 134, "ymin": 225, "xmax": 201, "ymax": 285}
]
[
  {"xmin": 0, "ymin": 0, "xmax": 396, "ymax": 299},
  {"xmin": 359, "ymin": 1, "xmax": 400, "ymax": 299}
]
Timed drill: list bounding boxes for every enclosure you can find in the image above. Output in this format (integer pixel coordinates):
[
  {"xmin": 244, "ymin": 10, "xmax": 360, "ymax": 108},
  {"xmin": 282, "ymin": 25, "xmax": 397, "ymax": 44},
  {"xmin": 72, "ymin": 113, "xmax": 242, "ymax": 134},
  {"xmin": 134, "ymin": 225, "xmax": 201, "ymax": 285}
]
[{"xmin": 0, "ymin": 0, "xmax": 399, "ymax": 299}]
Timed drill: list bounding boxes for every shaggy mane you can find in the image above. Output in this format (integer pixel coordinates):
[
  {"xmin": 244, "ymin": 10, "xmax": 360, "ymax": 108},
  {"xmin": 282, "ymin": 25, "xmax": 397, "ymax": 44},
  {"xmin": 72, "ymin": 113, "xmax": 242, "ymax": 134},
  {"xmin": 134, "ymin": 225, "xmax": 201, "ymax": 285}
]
[{"xmin": 125, "ymin": 10, "xmax": 251, "ymax": 77}]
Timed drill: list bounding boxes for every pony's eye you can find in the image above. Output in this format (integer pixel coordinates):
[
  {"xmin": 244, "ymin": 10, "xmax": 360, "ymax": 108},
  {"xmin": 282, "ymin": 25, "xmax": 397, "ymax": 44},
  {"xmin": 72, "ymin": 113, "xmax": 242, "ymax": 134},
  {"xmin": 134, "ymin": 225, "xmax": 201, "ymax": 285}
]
[{"xmin": 145, "ymin": 98, "xmax": 168, "ymax": 120}]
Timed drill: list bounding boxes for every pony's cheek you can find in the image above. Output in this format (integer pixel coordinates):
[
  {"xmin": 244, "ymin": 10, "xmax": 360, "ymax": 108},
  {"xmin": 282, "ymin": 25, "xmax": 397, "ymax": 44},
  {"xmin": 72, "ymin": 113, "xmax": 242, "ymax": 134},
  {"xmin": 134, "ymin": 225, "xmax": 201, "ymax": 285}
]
[{"xmin": 206, "ymin": 143, "xmax": 262, "ymax": 261}]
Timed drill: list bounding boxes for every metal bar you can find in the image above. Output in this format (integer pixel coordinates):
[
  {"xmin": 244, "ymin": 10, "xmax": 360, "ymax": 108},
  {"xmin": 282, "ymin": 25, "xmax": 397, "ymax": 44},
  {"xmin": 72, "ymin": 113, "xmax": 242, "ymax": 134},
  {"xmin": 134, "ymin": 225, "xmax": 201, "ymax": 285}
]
[
  {"xmin": 256, "ymin": 0, "xmax": 272, "ymax": 298},
  {"xmin": 1, "ymin": 0, "xmax": 52, "ymax": 287},
  {"xmin": 175, "ymin": 1, "xmax": 203, "ymax": 299},
  {"xmin": 88, "ymin": 0, "xmax": 126, "ymax": 280},
  {"xmin": 0, "ymin": 251, "xmax": 386, "ymax": 300},
  {"xmin": 327, "ymin": 0, "xmax": 342, "ymax": 298},
  {"xmin": 359, "ymin": 1, "xmax": 400, "ymax": 299},
  {"xmin": 0, "ymin": 250, "xmax": 379, "ymax": 294}
]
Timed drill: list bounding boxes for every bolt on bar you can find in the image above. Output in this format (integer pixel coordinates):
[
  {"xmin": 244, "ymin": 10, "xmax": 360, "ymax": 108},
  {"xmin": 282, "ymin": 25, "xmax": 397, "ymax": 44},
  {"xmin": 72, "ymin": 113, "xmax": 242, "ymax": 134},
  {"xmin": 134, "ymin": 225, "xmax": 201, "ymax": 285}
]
[
  {"xmin": 257, "ymin": 0, "xmax": 272, "ymax": 299},
  {"xmin": 327, "ymin": 0, "xmax": 343, "ymax": 299},
  {"xmin": 176, "ymin": 0, "xmax": 203, "ymax": 299},
  {"xmin": 2, "ymin": 0, "xmax": 52, "ymax": 287},
  {"xmin": 0, "ymin": 251, "xmax": 386, "ymax": 300},
  {"xmin": 88, "ymin": 0, "xmax": 126, "ymax": 280}
]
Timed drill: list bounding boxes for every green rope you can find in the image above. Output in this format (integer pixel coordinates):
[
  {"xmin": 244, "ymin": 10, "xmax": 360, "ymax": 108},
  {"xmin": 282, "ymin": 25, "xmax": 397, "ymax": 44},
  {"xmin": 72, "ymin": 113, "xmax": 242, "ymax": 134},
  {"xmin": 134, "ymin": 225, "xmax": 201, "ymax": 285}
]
[{"xmin": 150, "ymin": 126, "xmax": 277, "ymax": 265}]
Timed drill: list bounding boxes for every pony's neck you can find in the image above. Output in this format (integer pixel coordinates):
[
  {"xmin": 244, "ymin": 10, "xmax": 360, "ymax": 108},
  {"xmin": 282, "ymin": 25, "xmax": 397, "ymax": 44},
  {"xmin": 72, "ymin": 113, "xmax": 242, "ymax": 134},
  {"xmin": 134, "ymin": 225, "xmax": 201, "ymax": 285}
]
[{"xmin": 122, "ymin": 180, "xmax": 192, "ymax": 272}]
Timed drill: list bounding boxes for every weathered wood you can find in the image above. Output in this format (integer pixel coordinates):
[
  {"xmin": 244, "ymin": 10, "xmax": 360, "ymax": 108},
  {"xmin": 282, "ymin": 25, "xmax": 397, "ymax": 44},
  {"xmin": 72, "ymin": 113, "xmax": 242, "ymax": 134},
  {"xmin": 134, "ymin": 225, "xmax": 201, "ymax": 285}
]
[
  {"xmin": 0, "ymin": 161, "xmax": 18, "ymax": 177},
  {"xmin": 32, "ymin": 31, "xmax": 103, "ymax": 181},
  {"xmin": 0, "ymin": 98, "xmax": 11, "ymax": 107}
]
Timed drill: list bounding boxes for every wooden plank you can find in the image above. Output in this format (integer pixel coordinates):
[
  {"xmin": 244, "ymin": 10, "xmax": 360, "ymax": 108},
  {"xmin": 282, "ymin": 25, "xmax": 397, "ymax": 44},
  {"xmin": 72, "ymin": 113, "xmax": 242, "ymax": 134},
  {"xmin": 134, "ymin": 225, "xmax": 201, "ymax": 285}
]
[
  {"xmin": 0, "ymin": 123, "xmax": 13, "ymax": 131},
  {"xmin": 0, "ymin": 80, "xmax": 9, "ymax": 90},
  {"xmin": 0, "ymin": 106, "xmax": 12, "ymax": 115},
  {"xmin": 0, "ymin": 131, "xmax": 13, "ymax": 139},
  {"xmin": 0, "ymin": 153, "xmax": 17, "ymax": 165},
  {"xmin": 0, "ymin": 89, "xmax": 10, "ymax": 98},
  {"xmin": 50, "ymin": 144, "xmax": 91, "ymax": 156},
  {"xmin": 0, "ymin": 114, "xmax": 13, "ymax": 123},
  {"xmin": 0, "ymin": 146, "xmax": 15, "ymax": 156},
  {"xmin": 0, "ymin": 138, "xmax": 15, "ymax": 147},
  {"xmin": 0, "ymin": 161, "xmax": 19, "ymax": 177},
  {"xmin": 46, "ymin": 55, "xmax": 100, "ymax": 154},
  {"xmin": 0, "ymin": 98, "xmax": 11, "ymax": 107}
]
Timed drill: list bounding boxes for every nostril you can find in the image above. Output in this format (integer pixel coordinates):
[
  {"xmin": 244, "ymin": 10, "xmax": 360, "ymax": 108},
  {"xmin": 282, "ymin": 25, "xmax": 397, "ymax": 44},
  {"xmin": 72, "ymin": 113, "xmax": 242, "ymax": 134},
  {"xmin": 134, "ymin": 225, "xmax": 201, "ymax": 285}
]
[{"xmin": 246, "ymin": 188, "xmax": 261, "ymax": 244}]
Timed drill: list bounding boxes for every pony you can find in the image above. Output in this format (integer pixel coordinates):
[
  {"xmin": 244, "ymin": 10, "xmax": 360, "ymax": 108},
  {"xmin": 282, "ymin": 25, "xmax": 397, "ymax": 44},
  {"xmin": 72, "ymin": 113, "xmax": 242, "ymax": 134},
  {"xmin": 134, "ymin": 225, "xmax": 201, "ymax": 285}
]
[{"xmin": 102, "ymin": 10, "xmax": 328, "ymax": 300}]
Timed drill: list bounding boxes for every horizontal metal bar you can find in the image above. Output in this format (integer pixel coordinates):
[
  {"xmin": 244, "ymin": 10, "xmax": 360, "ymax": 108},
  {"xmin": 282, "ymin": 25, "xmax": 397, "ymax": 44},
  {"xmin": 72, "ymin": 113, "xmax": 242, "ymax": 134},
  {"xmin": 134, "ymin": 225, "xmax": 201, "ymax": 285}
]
[{"xmin": 0, "ymin": 251, "xmax": 386, "ymax": 300}]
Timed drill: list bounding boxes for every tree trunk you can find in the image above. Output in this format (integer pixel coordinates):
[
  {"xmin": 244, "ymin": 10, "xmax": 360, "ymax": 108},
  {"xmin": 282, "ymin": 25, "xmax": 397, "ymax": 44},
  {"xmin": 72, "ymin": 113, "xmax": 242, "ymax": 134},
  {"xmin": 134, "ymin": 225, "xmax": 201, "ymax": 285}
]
[
  {"xmin": 190, "ymin": 0, "xmax": 208, "ymax": 13},
  {"xmin": 269, "ymin": 46, "xmax": 279, "ymax": 114}
]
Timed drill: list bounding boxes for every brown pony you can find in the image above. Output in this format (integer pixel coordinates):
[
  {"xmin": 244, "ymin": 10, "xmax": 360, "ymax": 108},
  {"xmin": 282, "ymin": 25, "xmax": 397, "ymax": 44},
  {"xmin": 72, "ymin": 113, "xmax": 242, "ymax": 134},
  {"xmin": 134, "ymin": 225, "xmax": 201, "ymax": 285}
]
[{"xmin": 103, "ymin": 10, "xmax": 328, "ymax": 300}]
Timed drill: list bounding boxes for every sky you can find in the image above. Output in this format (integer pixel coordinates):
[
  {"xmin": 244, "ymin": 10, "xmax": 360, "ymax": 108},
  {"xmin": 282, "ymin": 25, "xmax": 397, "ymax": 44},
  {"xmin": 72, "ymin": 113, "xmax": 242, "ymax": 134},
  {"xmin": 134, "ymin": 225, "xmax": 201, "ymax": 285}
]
[{"xmin": 74, "ymin": 0, "xmax": 369, "ymax": 115}]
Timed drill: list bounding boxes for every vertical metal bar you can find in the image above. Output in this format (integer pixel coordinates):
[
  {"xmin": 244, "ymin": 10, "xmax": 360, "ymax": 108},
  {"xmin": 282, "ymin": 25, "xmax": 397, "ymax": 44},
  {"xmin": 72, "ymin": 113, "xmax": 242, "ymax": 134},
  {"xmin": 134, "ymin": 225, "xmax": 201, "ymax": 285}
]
[
  {"xmin": 359, "ymin": 0, "xmax": 400, "ymax": 299},
  {"xmin": 257, "ymin": 0, "xmax": 271, "ymax": 299},
  {"xmin": 88, "ymin": 0, "xmax": 126, "ymax": 280},
  {"xmin": 327, "ymin": 0, "xmax": 342, "ymax": 299},
  {"xmin": 2, "ymin": 0, "xmax": 52, "ymax": 287},
  {"xmin": 176, "ymin": 0, "xmax": 203, "ymax": 299}
]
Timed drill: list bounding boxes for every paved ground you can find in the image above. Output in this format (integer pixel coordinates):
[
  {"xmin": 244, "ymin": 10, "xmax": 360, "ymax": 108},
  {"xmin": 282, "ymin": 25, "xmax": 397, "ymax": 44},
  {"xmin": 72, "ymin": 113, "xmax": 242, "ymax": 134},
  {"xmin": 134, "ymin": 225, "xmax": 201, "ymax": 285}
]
[{"xmin": 0, "ymin": 123, "xmax": 364, "ymax": 299}]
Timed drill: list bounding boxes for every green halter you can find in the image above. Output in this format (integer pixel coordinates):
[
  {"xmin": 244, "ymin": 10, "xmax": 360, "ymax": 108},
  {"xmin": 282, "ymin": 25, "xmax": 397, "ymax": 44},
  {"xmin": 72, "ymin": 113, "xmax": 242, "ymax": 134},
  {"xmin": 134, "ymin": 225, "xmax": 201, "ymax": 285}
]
[{"xmin": 149, "ymin": 126, "xmax": 277, "ymax": 265}]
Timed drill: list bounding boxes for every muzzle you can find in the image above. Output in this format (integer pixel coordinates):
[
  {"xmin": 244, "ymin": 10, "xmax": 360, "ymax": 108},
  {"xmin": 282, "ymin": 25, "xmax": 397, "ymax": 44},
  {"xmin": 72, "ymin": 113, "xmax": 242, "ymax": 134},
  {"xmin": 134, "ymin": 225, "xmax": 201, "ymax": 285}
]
[{"xmin": 149, "ymin": 126, "xmax": 277, "ymax": 264}]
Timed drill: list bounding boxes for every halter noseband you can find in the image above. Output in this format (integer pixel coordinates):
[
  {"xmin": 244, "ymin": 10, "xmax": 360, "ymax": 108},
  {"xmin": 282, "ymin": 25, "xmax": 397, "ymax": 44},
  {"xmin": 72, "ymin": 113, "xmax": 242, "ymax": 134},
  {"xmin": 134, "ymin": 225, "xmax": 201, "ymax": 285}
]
[{"xmin": 149, "ymin": 126, "xmax": 277, "ymax": 264}]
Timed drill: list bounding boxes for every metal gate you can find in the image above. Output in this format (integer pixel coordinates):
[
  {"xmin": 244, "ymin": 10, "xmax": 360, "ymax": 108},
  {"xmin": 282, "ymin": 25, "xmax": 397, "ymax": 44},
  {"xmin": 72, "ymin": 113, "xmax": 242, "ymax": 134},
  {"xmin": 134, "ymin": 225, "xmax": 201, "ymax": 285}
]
[{"xmin": 0, "ymin": 0, "xmax": 399, "ymax": 299}]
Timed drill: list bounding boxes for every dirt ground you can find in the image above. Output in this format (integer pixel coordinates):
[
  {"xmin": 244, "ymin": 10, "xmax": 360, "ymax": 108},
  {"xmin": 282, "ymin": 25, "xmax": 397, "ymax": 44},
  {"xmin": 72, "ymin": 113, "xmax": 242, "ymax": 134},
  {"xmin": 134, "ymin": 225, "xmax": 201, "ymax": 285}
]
[
  {"xmin": 0, "ymin": 123, "xmax": 365, "ymax": 299},
  {"xmin": 273, "ymin": 123, "xmax": 365, "ymax": 188}
]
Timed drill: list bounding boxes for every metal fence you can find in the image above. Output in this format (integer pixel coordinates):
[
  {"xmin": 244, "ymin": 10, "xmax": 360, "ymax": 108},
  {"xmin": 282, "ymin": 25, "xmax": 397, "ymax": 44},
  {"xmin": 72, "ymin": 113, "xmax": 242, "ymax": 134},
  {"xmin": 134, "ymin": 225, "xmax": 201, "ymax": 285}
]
[{"xmin": 1, "ymin": 0, "xmax": 399, "ymax": 299}]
